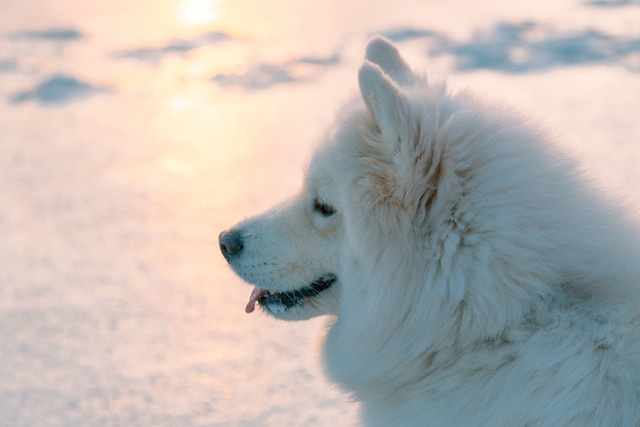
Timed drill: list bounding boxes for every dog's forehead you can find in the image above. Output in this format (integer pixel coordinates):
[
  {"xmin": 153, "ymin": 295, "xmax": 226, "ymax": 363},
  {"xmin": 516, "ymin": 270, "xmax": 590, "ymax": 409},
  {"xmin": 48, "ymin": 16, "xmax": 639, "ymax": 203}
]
[{"xmin": 305, "ymin": 144, "xmax": 339, "ymax": 198}]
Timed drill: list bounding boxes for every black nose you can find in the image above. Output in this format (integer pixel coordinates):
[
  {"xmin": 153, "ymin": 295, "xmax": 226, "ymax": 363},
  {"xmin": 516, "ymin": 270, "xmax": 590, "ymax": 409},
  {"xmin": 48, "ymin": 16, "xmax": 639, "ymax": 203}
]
[{"xmin": 219, "ymin": 230, "xmax": 244, "ymax": 260}]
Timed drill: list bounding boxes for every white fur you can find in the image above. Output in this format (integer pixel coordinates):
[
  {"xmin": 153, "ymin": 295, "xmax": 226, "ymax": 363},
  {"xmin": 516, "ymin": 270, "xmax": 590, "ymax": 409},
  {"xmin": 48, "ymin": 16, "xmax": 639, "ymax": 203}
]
[{"xmin": 222, "ymin": 37, "xmax": 640, "ymax": 426}]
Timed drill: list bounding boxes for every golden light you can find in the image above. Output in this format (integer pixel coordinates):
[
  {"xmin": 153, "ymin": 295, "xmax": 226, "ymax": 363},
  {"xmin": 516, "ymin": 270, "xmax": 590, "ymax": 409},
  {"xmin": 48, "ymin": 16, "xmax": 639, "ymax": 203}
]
[{"xmin": 179, "ymin": 0, "xmax": 221, "ymax": 27}]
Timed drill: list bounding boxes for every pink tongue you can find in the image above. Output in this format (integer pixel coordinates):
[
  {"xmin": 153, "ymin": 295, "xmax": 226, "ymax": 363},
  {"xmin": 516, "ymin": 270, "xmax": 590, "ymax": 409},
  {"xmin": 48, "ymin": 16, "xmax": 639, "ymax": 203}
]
[{"xmin": 245, "ymin": 287, "xmax": 267, "ymax": 314}]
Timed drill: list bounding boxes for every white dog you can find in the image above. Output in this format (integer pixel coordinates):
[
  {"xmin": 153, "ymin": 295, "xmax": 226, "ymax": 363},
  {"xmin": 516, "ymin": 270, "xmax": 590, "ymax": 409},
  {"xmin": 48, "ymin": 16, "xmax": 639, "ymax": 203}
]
[{"xmin": 220, "ymin": 37, "xmax": 640, "ymax": 426}]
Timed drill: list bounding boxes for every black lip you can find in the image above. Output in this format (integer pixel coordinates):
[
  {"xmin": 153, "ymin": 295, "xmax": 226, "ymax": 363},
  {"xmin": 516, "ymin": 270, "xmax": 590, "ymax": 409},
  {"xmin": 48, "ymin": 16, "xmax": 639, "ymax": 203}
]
[{"xmin": 259, "ymin": 274, "xmax": 337, "ymax": 311}]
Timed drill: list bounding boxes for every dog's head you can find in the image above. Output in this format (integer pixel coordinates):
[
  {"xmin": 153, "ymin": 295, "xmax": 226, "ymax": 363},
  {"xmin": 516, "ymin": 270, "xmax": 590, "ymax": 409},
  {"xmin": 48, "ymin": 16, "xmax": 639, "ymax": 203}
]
[
  {"xmin": 220, "ymin": 37, "xmax": 567, "ymax": 331},
  {"xmin": 219, "ymin": 152, "xmax": 343, "ymax": 320}
]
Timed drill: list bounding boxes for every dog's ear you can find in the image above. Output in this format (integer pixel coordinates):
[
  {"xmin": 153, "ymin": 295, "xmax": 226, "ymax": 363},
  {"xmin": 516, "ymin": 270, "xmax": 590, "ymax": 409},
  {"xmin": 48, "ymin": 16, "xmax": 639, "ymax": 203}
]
[
  {"xmin": 359, "ymin": 61, "xmax": 407, "ymax": 140},
  {"xmin": 365, "ymin": 37, "xmax": 416, "ymax": 86}
]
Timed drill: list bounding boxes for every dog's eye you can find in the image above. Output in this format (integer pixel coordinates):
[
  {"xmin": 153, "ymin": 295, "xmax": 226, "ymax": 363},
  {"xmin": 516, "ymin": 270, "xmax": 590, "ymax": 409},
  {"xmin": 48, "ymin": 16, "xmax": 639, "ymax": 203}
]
[{"xmin": 313, "ymin": 198, "xmax": 336, "ymax": 217}]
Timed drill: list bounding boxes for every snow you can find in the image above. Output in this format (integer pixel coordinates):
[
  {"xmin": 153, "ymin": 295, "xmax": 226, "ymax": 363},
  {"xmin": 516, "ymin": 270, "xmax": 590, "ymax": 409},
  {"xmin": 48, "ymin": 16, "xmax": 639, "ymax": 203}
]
[{"xmin": 0, "ymin": 0, "xmax": 638, "ymax": 426}]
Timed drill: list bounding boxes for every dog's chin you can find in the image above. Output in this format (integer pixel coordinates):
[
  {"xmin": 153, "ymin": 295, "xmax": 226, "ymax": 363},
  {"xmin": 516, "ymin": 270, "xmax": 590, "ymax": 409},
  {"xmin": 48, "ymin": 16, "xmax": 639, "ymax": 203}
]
[{"xmin": 248, "ymin": 275, "xmax": 339, "ymax": 321}]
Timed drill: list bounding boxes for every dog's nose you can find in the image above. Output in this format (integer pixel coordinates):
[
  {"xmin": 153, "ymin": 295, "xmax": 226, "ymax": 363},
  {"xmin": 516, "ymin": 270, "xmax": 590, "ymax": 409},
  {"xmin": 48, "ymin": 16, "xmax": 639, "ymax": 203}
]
[{"xmin": 219, "ymin": 230, "xmax": 244, "ymax": 260}]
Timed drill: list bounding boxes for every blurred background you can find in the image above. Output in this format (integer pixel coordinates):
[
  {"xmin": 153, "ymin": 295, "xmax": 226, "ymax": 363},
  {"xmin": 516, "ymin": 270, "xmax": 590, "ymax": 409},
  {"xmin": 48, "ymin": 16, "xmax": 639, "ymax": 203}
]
[{"xmin": 0, "ymin": 0, "xmax": 638, "ymax": 425}]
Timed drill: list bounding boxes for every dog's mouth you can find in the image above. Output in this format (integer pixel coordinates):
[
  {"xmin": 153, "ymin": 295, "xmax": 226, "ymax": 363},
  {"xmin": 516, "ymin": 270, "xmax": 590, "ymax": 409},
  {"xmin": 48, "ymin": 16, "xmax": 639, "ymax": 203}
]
[{"xmin": 245, "ymin": 274, "xmax": 337, "ymax": 314}]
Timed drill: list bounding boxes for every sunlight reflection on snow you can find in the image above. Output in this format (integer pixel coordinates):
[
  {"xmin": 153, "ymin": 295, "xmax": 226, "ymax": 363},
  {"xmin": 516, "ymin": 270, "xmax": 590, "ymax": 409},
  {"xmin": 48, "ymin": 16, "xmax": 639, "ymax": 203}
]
[{"xmin": 179, "ymin": 0, "xmax": 221, "ymax": 26}]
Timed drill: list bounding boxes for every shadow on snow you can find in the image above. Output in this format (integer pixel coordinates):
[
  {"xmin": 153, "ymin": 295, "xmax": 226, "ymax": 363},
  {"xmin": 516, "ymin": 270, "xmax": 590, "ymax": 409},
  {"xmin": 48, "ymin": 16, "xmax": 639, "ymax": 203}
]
[
  {"xmin": 380, "ymin": 21, "xmax": 640, "ymax": 74},
  {"xmin": 211, "ymin": 52, "xmax": 341, "ymax": 90},
  {"xmin": 116, "ymin": 31, "xmax": 231, "ymax": 62},
  {"xmin": 10, "ymin": 74, "xmax": 110, "ymax": 106},
  {"xmin": 583, "ymin": 0, "xmax": 640, "ymax": 7},
  {"xmin": 8, "ymin": 27, "xmax": 84, "ymax": 42}
]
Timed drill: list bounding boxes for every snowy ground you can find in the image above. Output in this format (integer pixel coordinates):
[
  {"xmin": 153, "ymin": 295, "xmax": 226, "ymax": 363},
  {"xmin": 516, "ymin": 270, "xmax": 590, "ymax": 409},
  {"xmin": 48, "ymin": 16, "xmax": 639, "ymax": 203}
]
[{"xmin": 0, "ymin": 0, "xmax": 638, "ymax": 426}]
